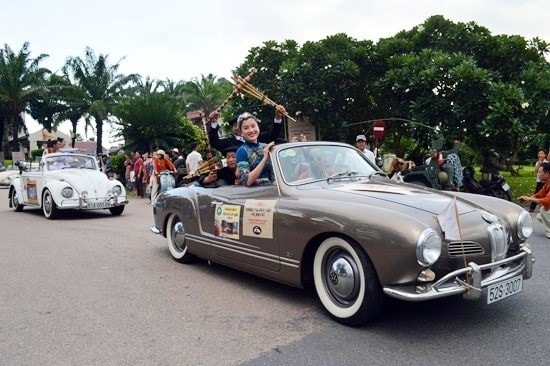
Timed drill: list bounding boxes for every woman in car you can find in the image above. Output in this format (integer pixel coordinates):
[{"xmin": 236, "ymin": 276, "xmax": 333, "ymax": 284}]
[{"xmin": 236, "ymin": 112, "xmax": 277, "ymax": 186}]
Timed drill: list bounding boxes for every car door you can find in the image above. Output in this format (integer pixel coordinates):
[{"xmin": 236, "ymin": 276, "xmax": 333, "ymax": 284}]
[
  {"xmin": 196, "ymin": 184, "xmax": 281, "ymax": 271},
  {"xmin": 19, "ymin": 167, "xmax": 44, "ymax": 206}
]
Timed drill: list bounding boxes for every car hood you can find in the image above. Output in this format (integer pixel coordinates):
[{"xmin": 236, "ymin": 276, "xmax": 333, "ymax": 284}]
[
  {"xmin": 326, "ymin": 181, "xmax": 476, "ymax": 215},
  {"xmin": 45, "ymin": 169, "xmax": 111, "ymax": 194}
]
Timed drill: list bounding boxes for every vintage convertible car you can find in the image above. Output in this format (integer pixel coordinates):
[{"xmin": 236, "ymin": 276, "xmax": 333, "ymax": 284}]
[
  {"xmin": 150, "ymin": 141, "xmax": 534, "ymax": 326},
  {"xmin": 8, "ymin": 150, "xmax": 128, "ymax": 219},
  {"xmin": 0, "ymin": 164, "xmax": 19, "ymax": 186}
]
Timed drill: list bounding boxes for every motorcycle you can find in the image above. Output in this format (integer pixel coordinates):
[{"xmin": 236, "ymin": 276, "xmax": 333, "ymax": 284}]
[
  {"xmin": 461, "ymin": 166, "xmax": 513, "ymax": 201},
  {"xmin": 159, "ymin": 171, "xmax": 176, "ymax": 193}
]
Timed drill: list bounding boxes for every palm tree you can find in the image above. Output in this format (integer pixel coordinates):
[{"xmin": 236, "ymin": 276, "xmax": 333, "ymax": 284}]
[
  {"xmin": 113, "ymin": 89, "xmax": 203, "ymax": 153},
  {"xmin": 0, "ymin": 42, "xmax": 49, "ymax": 151},
  {"xmin": 28, "ymin": 74, "xmax": 70, "ymax": 139},
  {"xmin": 181, "ymin": 74, "xmax": 232, "ymax": 118},
  {"xmin": 64, "ymin": 47, "xmax": 138, "ymax": 154}
]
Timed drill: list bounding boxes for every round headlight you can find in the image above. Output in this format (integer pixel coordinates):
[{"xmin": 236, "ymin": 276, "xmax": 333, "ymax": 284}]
[
  {"xmin": 113, "ymin": 185, "xmax": 122, "ymax": 195},
  {"xmin": 517, "ymin": 210, "xmax": 533, "ymax": 240},
  {"xmin": 61, "ymin": 187, "xmax": 73, "ymax": 198},
  {"xmin": 416, "ymin": 228, "xmax": 442, "ymax": 267}
]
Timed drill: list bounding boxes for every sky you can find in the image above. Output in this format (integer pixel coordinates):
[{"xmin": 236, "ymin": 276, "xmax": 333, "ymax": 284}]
[{"xmin": 2, "ymin": 0, "xmax": 549, "ymax": 146}]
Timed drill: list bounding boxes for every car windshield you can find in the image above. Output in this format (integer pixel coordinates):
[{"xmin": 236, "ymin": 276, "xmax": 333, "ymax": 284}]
[
  {"xmin": 278, "ymin": 144, "xmax": 380, "ymax": 185},
  {"xmin": 44, "ymin": 154, "xmax": 98, "ymax": 171}
]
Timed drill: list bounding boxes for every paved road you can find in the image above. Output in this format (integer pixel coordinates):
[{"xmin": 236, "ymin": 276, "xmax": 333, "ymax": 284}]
[{"xmin": 0, "ymin": 187, "xmax": 549, "ymax": 365}]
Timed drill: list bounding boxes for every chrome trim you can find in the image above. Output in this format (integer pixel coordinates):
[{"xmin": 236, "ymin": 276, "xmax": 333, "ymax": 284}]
[
  {"xmin": 150, "ymin": 226, "xmax": 161, "ymax": 235},
  {"xmin": 187, "ymin": 233, "xmax": 301, "ymax": 269},
  {"xmin": 383, "ymin": 244, "xmax": 533, "ymax": 302},
  {"xmin": 447, "ymin": 241, "xmax": 484, "ymax": 256}
]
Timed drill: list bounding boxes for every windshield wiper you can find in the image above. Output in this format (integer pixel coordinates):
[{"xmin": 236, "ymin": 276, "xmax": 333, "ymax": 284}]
[{"xmin": 327, "ymin": 171, "xmax": 361, "ymax": 181}]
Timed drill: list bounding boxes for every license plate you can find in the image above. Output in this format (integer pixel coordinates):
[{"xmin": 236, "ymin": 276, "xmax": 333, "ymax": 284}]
[
  {"xmin": 502, "ymin": 182, "xmax": 510, "ymax": 191},
  {"xmin": 487, "ymin": 275, "xmax": 522, "ymax": 304},
  {"xmin": 87, "ymin": 201, "xmax": 108, "ymax": 209}
]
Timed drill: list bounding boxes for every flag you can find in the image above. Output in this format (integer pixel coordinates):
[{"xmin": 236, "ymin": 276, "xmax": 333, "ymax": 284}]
[{"xmin": 437, "ymin": 197, "xmax": 461, "ymax": 240}]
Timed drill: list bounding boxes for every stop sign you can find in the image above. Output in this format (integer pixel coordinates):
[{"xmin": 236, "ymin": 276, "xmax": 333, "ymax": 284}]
[{"xmin": 372, "ymin": 120, "xmax": 386, "ymax": 139}]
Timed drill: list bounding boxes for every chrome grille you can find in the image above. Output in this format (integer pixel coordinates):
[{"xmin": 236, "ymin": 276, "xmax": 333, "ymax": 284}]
[
  {"xmin": 447, "ymin": 241, "xmax": 484, "ymax": 257},
  {"xmin": 488, "ymin": 224, "xmax": 507, "ymax": 261}
]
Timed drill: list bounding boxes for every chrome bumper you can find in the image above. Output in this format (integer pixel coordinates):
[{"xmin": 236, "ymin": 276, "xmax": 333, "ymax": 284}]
[
  {"xmin": 383, "ymin": 244, "xmax": 534, "ymax": 302},
  {"xmin": 59, "ymin": 196, "xmax": 128, "ymax": 209}
]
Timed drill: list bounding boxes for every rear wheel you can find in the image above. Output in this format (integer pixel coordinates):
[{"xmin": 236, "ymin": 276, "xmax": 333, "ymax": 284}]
[
  {"xmin": 313, "ymin": 237, "xmax": 383, "ymax": 326},
  {"xmin": 42, "ymin": 189, "xmax": 59, "ymax": 219},
  {"xmin": 166, "ymin": 214, "xmax": 196, "ymax": 263},
  {"xmin": 10, "ymin": 189, "xmax": 24, "ymax": 212}
]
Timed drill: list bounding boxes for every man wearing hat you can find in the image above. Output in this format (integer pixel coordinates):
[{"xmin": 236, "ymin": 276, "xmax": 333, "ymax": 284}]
[
  {"xmin": 171, "ymin": 148, "xmax": 186, "ymax": 187},
  {"xmin": 207, "ymin": 106, "xmax": 286, "ymax": 153},
  {"xmin": 151, "ymin": 149, "xmax": 177, "ymax": 202},
  {"xmin": 199, "ymin": 145, "xmax": 240, "ymax": 187},
  {"xmin": 355, "ymin": 134, "xmax": 376, "ymax": 164}
]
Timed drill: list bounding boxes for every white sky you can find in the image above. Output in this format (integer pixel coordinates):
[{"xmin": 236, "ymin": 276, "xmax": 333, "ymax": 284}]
[{"xmin": 2, "ymin": 0, "xmax": 549, "ymax": 146}]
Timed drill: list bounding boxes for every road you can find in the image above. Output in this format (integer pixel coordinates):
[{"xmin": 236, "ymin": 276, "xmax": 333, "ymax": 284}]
[{"xmin": 0, "ymin": 187, "xmax": 549, "ymax": 366}]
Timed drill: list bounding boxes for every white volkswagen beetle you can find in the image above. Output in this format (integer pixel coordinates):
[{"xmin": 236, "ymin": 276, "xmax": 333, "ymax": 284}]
[{"xmin": 8, "ymin": 150, "xmax": 128, "ymax": 219}]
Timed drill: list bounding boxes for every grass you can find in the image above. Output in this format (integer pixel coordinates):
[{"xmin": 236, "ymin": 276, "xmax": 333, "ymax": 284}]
[{"xmin": 499, "ymin": 166, "xmax": 536, "ymax": 200}]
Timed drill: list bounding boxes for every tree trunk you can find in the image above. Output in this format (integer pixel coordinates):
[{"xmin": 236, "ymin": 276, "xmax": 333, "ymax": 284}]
[
  {"xmin": 96, "ymin": 116, "xmax": 103, "ymax": 155},
  {"xmin": 71, "ymin": 118, "xmax": 78, "ymax": 148}
]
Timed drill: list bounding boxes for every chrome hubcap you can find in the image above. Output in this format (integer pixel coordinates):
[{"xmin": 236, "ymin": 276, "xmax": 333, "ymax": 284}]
[
  {"xmin": 44, "ymin": 194, "xmax": 52, "ymax": 214},
  {"xmin": 325, "ymin": 251, "xmax": 360, "ymax": 305},
  {"xmin": 171, "ymin": 220, "xmax": 186, "ymax": 251}
]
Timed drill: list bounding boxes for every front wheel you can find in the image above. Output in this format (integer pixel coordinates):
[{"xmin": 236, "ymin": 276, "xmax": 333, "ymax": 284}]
[
  {"xmin": 166, "ymin": 214, "xmax": 196, "ymax": 263},
  {"xmin": 313, "ymin": 237, "xmax": 383, "ymax": 326},
  {"xmin": 42, "ymin": 189, "xmax": 59, "ymax": 219},
  {"xmin": 109, "ymin": 205, "xmax": 125, "ymax": 216},
  {"xmin": 10, "ymin": 189, "xmax": 24, "ymax": 212}
]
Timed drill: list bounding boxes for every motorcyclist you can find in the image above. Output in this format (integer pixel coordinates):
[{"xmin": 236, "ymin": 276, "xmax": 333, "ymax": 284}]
[{"xmin": 151, "ymin": 149, "xmax": 177, "ymax": 202}]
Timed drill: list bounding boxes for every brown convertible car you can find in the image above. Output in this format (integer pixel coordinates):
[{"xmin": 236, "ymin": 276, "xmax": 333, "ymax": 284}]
[{"xmin": 151, "ymin": 141, "xmax": 534, "ymax": 326}]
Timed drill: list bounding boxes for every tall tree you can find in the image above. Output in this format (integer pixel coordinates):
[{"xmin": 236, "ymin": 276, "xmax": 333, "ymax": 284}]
[
  {"xmin": 180, "ymin": 73, "xmax": 232, "ymax": 119},
  {"xmin": 64, "ymin": 47, "xmax": 137, "ymax": 154},
  {"xmin": 113, "ymin": 89, "xmax": 203, "ymax": 153},
  {"xmin": 0, "ymin": 42, "xmax": 49, "ymax": 151},
  {"xmin": 28, "ymin": 74, "xmax": 70, "ymax": 141}
]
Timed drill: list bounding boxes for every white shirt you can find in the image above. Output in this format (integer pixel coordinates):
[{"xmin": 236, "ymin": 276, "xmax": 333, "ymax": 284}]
[
  {"xmin": 361, "ymin": 149, "xmax": 376, "ymax": 164},
  {"xmin": 186, "ymin": 151, "xmax": 203, "ymax": 172}
]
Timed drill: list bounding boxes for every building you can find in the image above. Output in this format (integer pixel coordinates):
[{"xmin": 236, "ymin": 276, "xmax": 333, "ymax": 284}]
[{"xmin": 28, "ymin": 129, "xmax": 106, "ymax": 155}]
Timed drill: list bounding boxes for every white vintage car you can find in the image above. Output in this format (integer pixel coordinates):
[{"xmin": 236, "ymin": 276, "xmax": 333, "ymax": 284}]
[{"xmin": 8, "ymin": 150, "xmax": 128, "ymax": 219}]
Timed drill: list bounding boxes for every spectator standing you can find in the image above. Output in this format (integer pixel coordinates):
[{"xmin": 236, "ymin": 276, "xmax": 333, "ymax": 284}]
[
  {"xmin": 185, "ymin": 142, "xmax": 203, "ymax": 175},
  {"xmin": 355, "ymin": 135, "xmax": 376, "ymax": 164},
  {"xmin": 133, "ymin": 152, "xmax": 144, "ymax": 198},
  {"xmin": 519, "ymin": 162, "xmax": 550, "ymax": 239},
  {"xmin": 530, "ymin": 148, "xmax": 549, "ymax": 212},
  {"xmin": 123, "ymin": 154, "xmax": 134, "ymax": 191},
  {"xmin": 171, "ymin": 148, "xmax": 186, "ymax": 186},
  {"xmin": 142, "ymin": 152, "xmax": 153, "ymax": 197}
]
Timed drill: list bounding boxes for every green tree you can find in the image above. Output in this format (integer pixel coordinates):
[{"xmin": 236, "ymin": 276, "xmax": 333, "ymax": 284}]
[
  {"xmin": 28, "ymin": 73, "xmax": 71, "ymax": 142},
  {"xmin": 375, "ymin": 15, "xmax": 549, "ymax": 161},
  {"xmin": 64, "ymin": 47, "xmax": 138, "ymax": 154},
  {"xmin": 113, "ymin": 89, "xmax": 203, "ymax": 153},
  {"xmin": 0, "ymin": 42, "xmax": 49, "ymax": 151}
]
